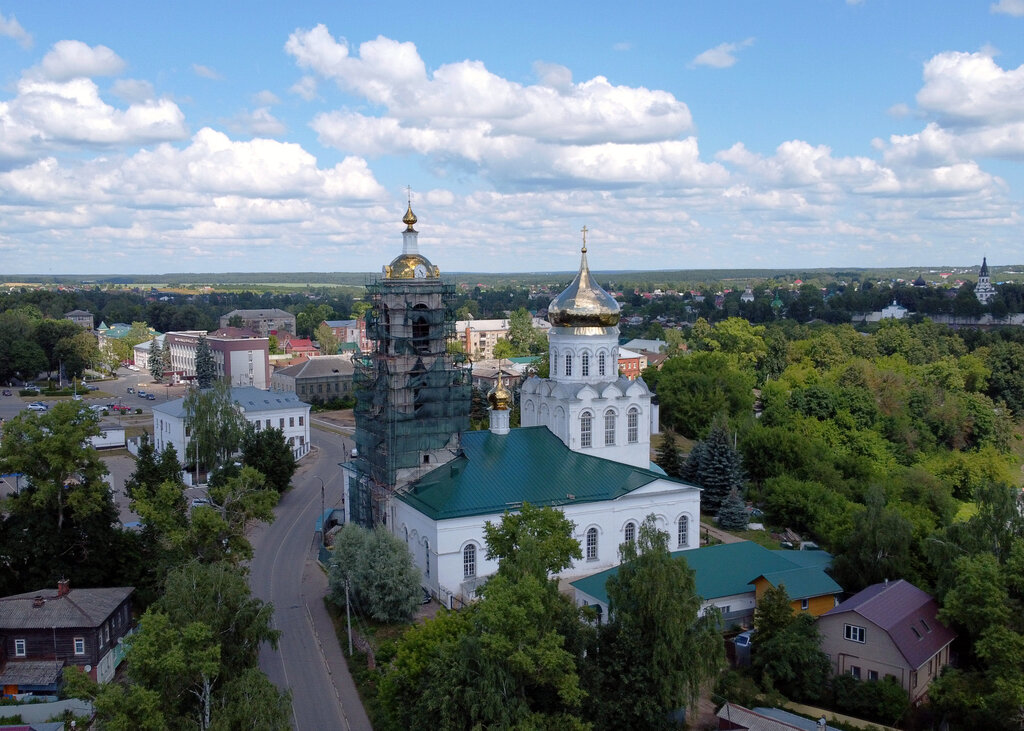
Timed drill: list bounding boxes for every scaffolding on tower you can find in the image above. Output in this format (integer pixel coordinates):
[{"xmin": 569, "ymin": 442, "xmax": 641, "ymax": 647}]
[{"xmin": 349, "ymin": 279, "xmax": 471, "ymax": 526}]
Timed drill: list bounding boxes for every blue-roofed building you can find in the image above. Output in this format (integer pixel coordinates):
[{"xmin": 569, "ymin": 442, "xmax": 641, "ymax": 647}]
[{"xmin": 152, "ymin": 386, "xmax": 311, "ymax": 479}]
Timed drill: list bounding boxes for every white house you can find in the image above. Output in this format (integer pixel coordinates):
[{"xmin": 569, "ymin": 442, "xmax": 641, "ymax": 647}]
[{"xmin": 152, "ymin": 386, "xmax": 312, "ymax": 470}]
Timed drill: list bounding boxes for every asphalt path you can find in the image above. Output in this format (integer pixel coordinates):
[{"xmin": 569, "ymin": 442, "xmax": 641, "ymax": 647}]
[{"xmin": 249, "ymin": 426, "xmax": 372, "ymax": 730}]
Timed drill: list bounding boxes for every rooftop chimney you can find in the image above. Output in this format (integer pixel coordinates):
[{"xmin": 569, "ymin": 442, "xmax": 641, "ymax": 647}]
[{"xmin": 57, "ymin": 579, "xmax": 70, "ymax": 597}]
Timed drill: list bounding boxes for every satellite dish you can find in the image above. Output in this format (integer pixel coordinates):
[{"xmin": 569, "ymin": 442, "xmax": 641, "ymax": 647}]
[{"xmin": 84, "ymin": 665, "xmax": 92, "ymax": 673}]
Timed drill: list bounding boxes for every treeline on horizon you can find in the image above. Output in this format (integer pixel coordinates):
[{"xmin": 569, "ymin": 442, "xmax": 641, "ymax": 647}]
[{"xmin": 3, "ymin": 264, "xmax": 1020, "ymax": 290}]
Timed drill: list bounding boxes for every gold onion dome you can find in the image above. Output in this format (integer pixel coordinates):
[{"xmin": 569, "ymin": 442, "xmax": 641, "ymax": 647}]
[
  {"xmin": 487, "ymin": 377, "xmax": 512, "ymax": 410},
  {"xmin": 402, "ymin": 202, "xmax": 418, "ymax": 230},
  {"xmin": 547, "ymin": 233, "xmax": 620, "ymax": 327},
  {"xmin": 384, "ymin": 202, "xmax": 439, "ymax": 279}
]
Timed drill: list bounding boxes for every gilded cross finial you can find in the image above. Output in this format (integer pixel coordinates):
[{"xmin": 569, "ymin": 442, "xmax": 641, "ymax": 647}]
[
  {"xmin": 406, "ymin": 185, "xmax": 413, "ymax": 205},
  {"xmin": 581, "ymin": 225, "xmax": 588, "ymax": 253}
]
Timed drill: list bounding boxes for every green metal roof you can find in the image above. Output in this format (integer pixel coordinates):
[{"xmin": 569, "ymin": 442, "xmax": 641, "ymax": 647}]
[
  {"xmin": 571, "ymin": 541, "xmax": 838, "ymax": 606},
  {"xmin": 754, "ymin": 566, "xmax": 842, "ymax": 600},
  {"xmin": 396, "ymin": 426, "xmax": 690, "ymax": 520}
]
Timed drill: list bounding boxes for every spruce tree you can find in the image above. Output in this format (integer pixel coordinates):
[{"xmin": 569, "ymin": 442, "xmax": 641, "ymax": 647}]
[
  {"xmin": 654, "ymin": 432, "xmax": 683, "ymax": 477},
  {"xmin": 161, "ymin": 340, "xmax": 172, "ymax": 378},
  {"xmin": 194, "ymin": 334, "xmax": 216, "ymax": 388},
  {"xmin": 691, "ymin": 422, "xmax": 746, "ymax": 514},
  {"xmin": 716, "ymin": 487, "xmax": 749, "ymax": 530},
  {"xmin": 148, "ymin": 338, "xmax": 162, "ymax": 382}
]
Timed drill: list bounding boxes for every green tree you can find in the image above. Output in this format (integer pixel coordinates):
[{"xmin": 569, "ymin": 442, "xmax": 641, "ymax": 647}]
[
  {"xmin": 328, "ymin": 523, "xmax": 421, "ymax": 623},
  {"xmin": 34, "ymin": 318, "xmax": 82, "ymax": 377},
  {"xmin": 753, "ymin": 584, "xmax": 831, "ymax": 702},
  {"xmin": 161, "ymin": 339, "xmax": 172, "ymax": 377},
  {"xmin": 686, "ymin": 421, "xmax": 746, "ymax": 515},
  {"xmin": 653, "ymin": 351, "xmax": 755, "ymax": 438},
  {"xmin": 184, "ymin": 381, "xmax": 247, "ymax": 473},
  {"xmin": 314, "ymin": 321, "xmax": 339, "ymax": 355},
  {"xmin": 0, "ymin": 309, "xmax": 46, "ymax": 383},
  {"xmin": 655, "ymin": 432, "xmax": 683, "ymax": 478},
  {"xmin": 492, "ymin": 337, "xmax": 515, "ymax": 359},
  {"xmin": 831, "ymin": 491, "xmax": 918, "ymax": 593},
  {"xmin": 149, "ymin": 338, "xmax": 163, "ymax": 382},
  {"xmin": 195, "ymin": 334, "xmax": 217, "ymax": 388},
  {"xmin": 54, "ymin": 329, "xmax": 99, "ymax": 380},
  {"xmin": 240, "ymin": 426, "xmax": 296, "ymax": 493},
  {"xmin": 716, "ymin": 487, "xmax": 748, "ymax": 530},
  {"xmin": 483, "ymin": 502, "xmax": 582, "ymax": 579},
  {"xmin": 590, "ymin": 516, "xmax": 723, "ymax": 727},
  {"xmin": 506, "ymin": 307, "xmax": 538, "ymax": 354}
]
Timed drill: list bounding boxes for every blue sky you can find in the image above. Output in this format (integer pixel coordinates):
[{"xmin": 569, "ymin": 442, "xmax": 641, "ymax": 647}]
[{"xmin": 0, "ymin": 0, "xmax": 1022, "ymax": 275}]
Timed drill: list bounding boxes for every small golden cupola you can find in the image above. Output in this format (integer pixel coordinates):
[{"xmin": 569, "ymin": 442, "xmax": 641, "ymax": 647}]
[
  {"xmin": 384, "ymin": 201, "xmax": 440, "ymax": 280},
  {"xmin": 487, "ymin": 375, "xmax": 512, "ymax": 411},
  {"xmin": 547, "ymin": 226, "xmax": 620, "ymax": 327}
]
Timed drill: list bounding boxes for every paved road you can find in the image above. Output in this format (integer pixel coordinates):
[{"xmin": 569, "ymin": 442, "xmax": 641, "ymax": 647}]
[{"xmin": 249, "ymin": 427, "xmax": 372, "ymax": 731}]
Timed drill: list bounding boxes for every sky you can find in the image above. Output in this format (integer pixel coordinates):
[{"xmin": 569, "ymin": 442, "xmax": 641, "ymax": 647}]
[{"xmin": 0, "ymin": 1, "xmax": 1022, "ymax": 276}]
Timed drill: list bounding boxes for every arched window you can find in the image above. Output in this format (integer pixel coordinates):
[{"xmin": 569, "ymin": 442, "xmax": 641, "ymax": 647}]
[
  {"xmin": 580, "ymin": 412, "xmax": 593, "ymax": 448},
  {"xmin": 565, "ymin": 353, "xmax": 573, "ymax": 377},
  {"xmin": 586, "ymin": 527, "xmax": 599, "ymax": 560},
  {"xmin": 424, "ymin": 539, "xmax": 430, "ymax": 577},
  {"xmin": 598, "ymin": 352, "xmax": 606, "ymax": 377},
  {"xmin": 627, "ymin": 407, "xmax": 640, "ymax": 443},
  {"xmin": 404, "ymin": 526, "xmax": 409, "ymax": 544},
  {"xmin": 463, "ymin": 544, "xmax": 477, "ymax": 578},
  {"xmin": 604, "ymin": 409, "xmax": 616, "ymax": 446},
  {"xmin": 677, "ymin": 516, "xmax": 689, "ymax": 548},
  {"xmin": 624, "ymin": 521, "xmax": 636, "ymax": 544},
  {"xmin": 581, "ymin": 351, "xmax": 590, "ymax": 377},
  {"xmin": 411, "ymin": 304, "xmax": 430, "ymax": 354}
]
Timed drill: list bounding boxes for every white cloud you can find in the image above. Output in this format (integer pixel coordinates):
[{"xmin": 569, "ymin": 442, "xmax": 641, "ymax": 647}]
[
  {"xmin": 690, "ymin": 38, "xmax": 754, "ymax": 69},
  {"xmin": 111, "ymin": 79, "xmax": 155, "ymax": 102},
  {"xmin": 289, "ymin": 75, "xmax": 317, "ymax": 100},
  {"xmin": 917, "ymin": 50, "xmax": 1024, "ymax": 125},
  {"xmin": 37, "ymin": 40, "xmax": 125, "ymax": 81},
  {"xmin": 0, "ymin": 10, "xmax": 32, "ymax": 48},
  {"xmin": 253, "ymin": 90, "xmax": 280, "ymax": 105},
  {"xmin": 991, "ymin": 0, "xmax": 1024, "ymax": 15},
  {"xmin": 0, "ymin": 77, "xmax": 187, "ymax": 164},
  {"xmin": 612, "ymin": 42, "xmax": 632, "ymax": 52},
  {"xmin": 229, "ymin": 107, "xmax": 286, "ymax": 137},
  {"xmin": 192, "ymin": 63, "xmax": 223, "ymax": 80}
]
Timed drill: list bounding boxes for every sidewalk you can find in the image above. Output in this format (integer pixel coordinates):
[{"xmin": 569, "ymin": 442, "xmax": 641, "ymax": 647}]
[{"xmin": 301, "ymin": 548, "xmax": 374, "ymax": 731}]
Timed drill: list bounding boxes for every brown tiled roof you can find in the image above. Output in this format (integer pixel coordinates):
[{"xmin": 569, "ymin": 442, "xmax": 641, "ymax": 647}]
[
  {"xmin": 823, "ymin": 579, "xmax": 955, "ymax": 669},
  {"xmin": 0, "ymin": 587, "xmax": 132, "ymax": 630}
]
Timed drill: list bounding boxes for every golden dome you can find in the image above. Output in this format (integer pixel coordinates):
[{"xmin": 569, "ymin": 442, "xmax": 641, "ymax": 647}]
[
  {"xmin": 384, "ymin": 253, "xmax": 439, "ymax": 280},
  {"xmin": 403, "ymin": 202, "xmax": 418, "ymax": 230},
  {"xmin": 547, "ymin": 234, "xmax": 620, "ymax": 327},
  {"xmin": 487, "ymin": 376, "xmax": 512, "ymax": 410}
]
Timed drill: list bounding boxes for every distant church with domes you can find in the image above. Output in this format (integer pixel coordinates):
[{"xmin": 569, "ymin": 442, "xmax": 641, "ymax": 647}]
[{"xmin": 342, "ymin": 209, "xmax": 701, "ymax": 607}]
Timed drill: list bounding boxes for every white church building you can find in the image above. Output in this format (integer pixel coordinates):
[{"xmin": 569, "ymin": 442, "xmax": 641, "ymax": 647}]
[{"xmin": 344, "ymin": 220, "xmax": 701, "ymax": 609}]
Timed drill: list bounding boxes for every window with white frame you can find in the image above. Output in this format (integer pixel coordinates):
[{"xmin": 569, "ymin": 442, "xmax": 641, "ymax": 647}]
[
  {"xmin": 677, "ymin": 516, "xmax": 689, "ymax": 548},
  {"xmin": 850, "ymin": 665, "xmax": 861, "ymax": 679},
  {"xmin": 581, "ymin": 352, "xmax": 590, "ymax": 377},
  {"xmin": 627, "ymin": 407, "xmax": 639, "ymax": 443},
  {"xmin": 565, "ymin": 353, "xmax": 572, "ymax": 377},
  {"xmin": 14, "ymin": 639, "xmax": 25, "ymax": 657},
  {"xmin": 289, "ymin": 417, "xmax": 295, "ymax": 427},
  {"xmin": 586, "ymin": 527, "xmax": 598, "ymax": 560},
  {"xmin": 598, "ymin": 352, "xmax": 606, "ymax": 377},
  {"xmin": 604, "ymin": 410, "xmax": 616, "ymax": 446},
  {"xmin": 580, "ymin": 412, "xmax": 592, "ymax": 448},
  {"xmin": 624, "ymin": 521, "xmax": 636, "ymax": 544},
  {"xmin": 74, "ymin": 637, "xmax": 85, "ymax": 655},
  {"xmin": 463, "ymin": 544, "xmax": 477, "ymax": 578},
  {"xmin": 844, "ymin": 624, "xmax": 866, "ymax": 643},
  {"xmin": 801, "ymin": 598, "xmax": 809, "ymax": 611}
]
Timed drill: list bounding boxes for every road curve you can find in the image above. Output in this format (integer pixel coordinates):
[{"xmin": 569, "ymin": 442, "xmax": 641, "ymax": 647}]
[{"xmin": 249, "ymin": 428, "xmax": 372, "ymax": 730}]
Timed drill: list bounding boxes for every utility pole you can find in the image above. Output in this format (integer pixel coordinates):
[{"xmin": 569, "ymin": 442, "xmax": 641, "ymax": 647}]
[{"xmin": 345, "ymin": 579, "xmax": 353, "ymax": 656}]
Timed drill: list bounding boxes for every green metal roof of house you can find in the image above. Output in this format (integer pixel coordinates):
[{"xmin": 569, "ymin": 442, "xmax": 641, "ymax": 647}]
[
  {"xmin": 396, "ymin": 426, "xmax": 693, "ymax": 520},
  {"xmin": 755, "ymin": 566, "xmax": 842, "ymax": 600},
  {"xmin": 571, "ymin": 541, "xmax": 838, "ymax": 606},
  {"xmin": 508, "ymin": 356, "xmax": 540, "ymax": 365}
]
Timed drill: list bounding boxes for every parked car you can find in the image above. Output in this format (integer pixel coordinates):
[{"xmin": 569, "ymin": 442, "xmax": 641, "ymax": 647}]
[
  {"xmin": 145, "ymin": 393, "xmax": 156, "ymax": 400},
  {"xmin": 126, "ymin": 387, "xmax": 135, "ymax": 394},
  {"xmin": 137, "ymin": 390, "xmax": 148, "ymax": 397},
  {"xmin": 2, "ymin": 389, "xmax": 11, "ymax": 396},
  {"xmin": 110, "ymin": 404, "xmax": 131, "ymax": 413},
  {"xmin": 24, "ymin": 385, "xmax": 41, "ymax": 393},
  {"xmin": 90, "ymin": 405, "xmax": 106, "ymax": 413},
  {"xmin": 85, "ymin": 384, "xmax": 99, "ymax": 391},
  {"xmin": 190, "ymin": 497, "xmax": 211, "ymax": 508},
  {"xmin": 27, "ymin": 402, "xmax": 48, "ymax": 412}
]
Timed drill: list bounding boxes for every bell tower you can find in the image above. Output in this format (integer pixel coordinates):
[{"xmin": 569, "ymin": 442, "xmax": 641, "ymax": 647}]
[{"xmin": 348, "ymin": 203, "xmax": 471, "ymax": 527}]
